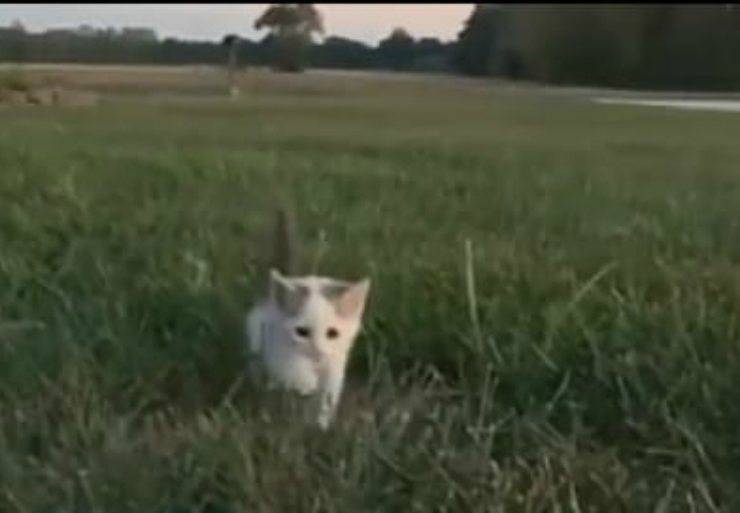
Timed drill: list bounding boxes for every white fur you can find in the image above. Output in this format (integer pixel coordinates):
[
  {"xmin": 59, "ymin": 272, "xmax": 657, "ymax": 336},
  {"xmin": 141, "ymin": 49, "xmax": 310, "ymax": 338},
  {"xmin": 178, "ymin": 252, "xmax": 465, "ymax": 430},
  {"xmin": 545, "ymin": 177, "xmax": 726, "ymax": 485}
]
[{"xmin": 246, "ymin": 271, "xmax": 370, "ymax": 429}]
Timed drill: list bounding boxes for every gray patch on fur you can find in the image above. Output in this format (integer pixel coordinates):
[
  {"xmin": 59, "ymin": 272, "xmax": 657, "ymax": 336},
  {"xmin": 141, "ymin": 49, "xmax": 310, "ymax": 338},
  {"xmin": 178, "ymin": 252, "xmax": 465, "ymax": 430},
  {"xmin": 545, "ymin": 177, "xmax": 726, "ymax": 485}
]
[
  {"xmin": 277, "ymin": 283, "xmax": 310, "ymax": 315},
  {"xmin": 320, "ymin": 282, "xmax": 349, "ymax": 301}
]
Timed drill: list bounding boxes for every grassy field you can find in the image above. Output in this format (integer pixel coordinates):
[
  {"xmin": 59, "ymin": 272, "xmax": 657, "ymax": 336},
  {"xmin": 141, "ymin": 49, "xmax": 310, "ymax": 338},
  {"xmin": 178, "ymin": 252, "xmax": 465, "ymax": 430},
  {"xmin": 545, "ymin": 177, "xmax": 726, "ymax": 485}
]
[{"xmin": 1, "ymin": 65, "xmax": 740, "ymax": 511}]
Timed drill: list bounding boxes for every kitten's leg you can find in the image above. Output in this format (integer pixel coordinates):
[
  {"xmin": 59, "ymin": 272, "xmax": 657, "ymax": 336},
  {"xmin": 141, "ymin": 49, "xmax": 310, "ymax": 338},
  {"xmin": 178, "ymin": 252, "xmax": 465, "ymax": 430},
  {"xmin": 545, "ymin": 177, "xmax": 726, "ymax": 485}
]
[
  {"xmin": 316, "ymin": 360, "xmax": 347, "ymax": 430},
  {"xmin": 246, "ymin": 356, "xmax": 265, "ymax": 387},
  {"xmin": 245, "ymin": 310, "xmax": 266, "ymax": 387},
  {"xmin": 245, "ymin": 309, "xmax": 263, "ymax": 354}
]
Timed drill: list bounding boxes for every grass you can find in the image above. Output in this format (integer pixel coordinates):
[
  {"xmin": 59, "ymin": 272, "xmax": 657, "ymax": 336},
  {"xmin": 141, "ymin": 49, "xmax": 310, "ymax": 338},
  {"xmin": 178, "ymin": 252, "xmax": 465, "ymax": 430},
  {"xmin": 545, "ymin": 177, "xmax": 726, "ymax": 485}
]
[
  {"xmin": 1, "ymin": 65, "xmax": 740, "ymax": 511},
  {"xmin": 0, "ymin": 67, "xmax": 31, "ymax": 93}
]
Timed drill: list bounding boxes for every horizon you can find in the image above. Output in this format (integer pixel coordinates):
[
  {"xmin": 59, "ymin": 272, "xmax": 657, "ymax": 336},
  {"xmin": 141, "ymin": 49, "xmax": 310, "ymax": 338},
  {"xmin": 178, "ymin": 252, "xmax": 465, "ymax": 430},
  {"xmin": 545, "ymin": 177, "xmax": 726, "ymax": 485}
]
[{"xmin": 0, "ymin": 4, "xmax": 473, "ymax": 46}]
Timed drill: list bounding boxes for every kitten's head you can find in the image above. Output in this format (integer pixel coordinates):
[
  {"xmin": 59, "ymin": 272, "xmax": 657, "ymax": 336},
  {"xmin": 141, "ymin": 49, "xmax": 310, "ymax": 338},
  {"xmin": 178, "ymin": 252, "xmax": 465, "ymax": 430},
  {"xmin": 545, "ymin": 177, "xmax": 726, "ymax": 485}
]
[{"xmin": 269, "ymin": 269, "xmax": 370, "ymax": 360}]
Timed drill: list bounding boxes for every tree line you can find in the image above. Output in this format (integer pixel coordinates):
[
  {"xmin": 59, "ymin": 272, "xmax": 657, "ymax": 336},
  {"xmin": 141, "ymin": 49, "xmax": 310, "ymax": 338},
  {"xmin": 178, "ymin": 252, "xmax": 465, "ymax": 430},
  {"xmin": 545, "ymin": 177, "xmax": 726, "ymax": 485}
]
[
  {"xmin": 0, "ymin": 18, "xmax": 455, "ymax": 74},
  {"xmin": 2, "ymin": 4, "xmax": 740, "ymax": 90},
  {"xmin": 455, "ymin": 5, "xmax": 740, "ymax": 90}
]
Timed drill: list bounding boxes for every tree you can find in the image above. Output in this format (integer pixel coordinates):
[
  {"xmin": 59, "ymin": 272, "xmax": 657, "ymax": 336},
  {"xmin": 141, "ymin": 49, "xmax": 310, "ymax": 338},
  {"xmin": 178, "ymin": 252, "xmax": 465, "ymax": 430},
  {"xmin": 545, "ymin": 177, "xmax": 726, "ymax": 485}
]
[
  {"xmin": 416, "ymin": 37, "xmax": 444, "ymax": 55},
  {"xmin": 377, "ymin": 28, "xmax": 415, "ymax": 71},
  {"xmin": 634, "ymin": 6, "xmax": 678, "ymax": 85},
  {"xmin": 453, "ymin": 4, "xmax": 502, "ymax": 76},
  {"xmin": 254, "ymin": 4, "xmax": 324, "ymax": 72},
  {"xmin": 314, "ymin": 36, "xmax": 376, "ymax": 69},
  {"xmin": 2, "ymin": 19, "xmax": 28, "ymax": 61}
]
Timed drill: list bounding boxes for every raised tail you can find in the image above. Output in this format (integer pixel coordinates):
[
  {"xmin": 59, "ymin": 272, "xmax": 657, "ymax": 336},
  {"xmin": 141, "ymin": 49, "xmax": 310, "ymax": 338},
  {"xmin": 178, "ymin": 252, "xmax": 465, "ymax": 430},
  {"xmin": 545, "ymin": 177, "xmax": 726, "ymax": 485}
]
[
  {"xmin": 272, "ymin": 206, "xmax": 298, "ymax": 276},
  {"xmin": 245, "ymin": 194, "xmax": 301, "ymax": 295}
]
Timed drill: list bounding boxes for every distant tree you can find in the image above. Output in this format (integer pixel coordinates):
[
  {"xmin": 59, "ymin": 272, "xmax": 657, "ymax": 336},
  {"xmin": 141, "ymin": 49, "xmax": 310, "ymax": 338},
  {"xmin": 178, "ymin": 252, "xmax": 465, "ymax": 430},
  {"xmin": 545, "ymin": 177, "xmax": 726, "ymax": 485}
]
[
  {"xmin": 416, "ymin": 37, "xmax": 444, "ymax": 55},
  {"xmin": 313, "ymin": 36, "xmax": 377, "ymax": 69},
  {"xmin": 254, "ymin": 4, "xmax": 324, "ymax": 72},
  {"xmin": 377, "ymin": 27, "xmax": 415, "ymax": 70},
  {"xmin": 2, "ymin": 19, "xmax": 28, "ymax": 61},
  {"xmin": 634, "ymin": 6, "xmax": 677, "ymax": 84},
  {"xmin": 120, "ymin": 27, "xmax": 157, "ymax": 43},
  {"xmin": 75, "ymin": 24, "xmax": 97, "ymax": 37},
  {"xmin": 411, "ymin": 37, "xmax": 455, "ymax": 73},
  {"xmin": 453, "ymin": 4, "xmax": 502, "ymax": 76}
]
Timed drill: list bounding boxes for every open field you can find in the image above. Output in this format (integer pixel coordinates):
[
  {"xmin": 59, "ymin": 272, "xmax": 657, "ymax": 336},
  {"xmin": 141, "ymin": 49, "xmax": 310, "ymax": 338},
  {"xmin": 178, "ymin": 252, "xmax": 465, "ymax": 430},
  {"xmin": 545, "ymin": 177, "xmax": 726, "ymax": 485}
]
[{"xmin": 2, "ymin": 64, "xmax": 740, "ymax": 511}]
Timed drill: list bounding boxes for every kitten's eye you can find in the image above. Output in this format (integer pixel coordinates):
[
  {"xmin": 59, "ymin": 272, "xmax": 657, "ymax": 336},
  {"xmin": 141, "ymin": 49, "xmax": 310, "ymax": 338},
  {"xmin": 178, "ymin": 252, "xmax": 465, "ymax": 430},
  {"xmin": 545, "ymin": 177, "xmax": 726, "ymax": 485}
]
[
  {"xmin": 294, "ymin": 326, "xmax": 311, "ymax": 338},
  {"xmin": 326, "ymin": 327, "xmax": 339, "ymax": 339}
]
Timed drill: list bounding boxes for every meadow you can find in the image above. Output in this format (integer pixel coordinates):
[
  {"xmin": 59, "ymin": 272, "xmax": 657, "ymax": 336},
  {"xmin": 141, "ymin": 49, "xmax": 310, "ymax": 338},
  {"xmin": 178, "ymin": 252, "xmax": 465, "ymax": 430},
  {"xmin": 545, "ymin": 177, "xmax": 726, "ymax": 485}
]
[{"xmin": 1, "ymin": 65, "xmax": 740, "ymax": 512}]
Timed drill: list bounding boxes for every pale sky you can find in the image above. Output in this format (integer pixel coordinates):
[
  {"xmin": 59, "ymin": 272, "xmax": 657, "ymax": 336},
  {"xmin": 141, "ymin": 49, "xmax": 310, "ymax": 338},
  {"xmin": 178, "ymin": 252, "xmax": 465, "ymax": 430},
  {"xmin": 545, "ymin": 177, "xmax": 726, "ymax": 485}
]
[{"xmin": 0, "ymin": 4, "xmax": 473, "ymax": 45}]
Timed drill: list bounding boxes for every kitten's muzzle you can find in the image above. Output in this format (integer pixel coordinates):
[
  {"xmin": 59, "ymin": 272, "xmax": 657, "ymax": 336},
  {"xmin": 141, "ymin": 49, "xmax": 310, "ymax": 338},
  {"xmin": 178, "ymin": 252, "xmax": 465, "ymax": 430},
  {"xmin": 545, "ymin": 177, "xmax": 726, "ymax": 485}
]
[{"xmin": 294, "ymin": 339, "xmax": 323, "ymax": 361}]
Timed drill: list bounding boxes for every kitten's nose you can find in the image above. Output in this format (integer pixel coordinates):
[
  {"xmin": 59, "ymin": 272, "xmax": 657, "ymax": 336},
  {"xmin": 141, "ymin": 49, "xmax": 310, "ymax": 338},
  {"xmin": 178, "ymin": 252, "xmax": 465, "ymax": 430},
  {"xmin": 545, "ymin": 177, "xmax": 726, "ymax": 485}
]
[
  {"xmin": 298, "ymin": 337, "xmax": 322, "ymax": 360},
  {"xmin": 308, "ymin": 340, "xmax": 323, "ymax": 359}
]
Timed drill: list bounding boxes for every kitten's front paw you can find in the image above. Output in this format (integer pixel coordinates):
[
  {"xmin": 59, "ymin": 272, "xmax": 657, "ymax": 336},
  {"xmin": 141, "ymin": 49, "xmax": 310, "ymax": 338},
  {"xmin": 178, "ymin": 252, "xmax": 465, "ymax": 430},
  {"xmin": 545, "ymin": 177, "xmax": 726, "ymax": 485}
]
[
  {"xmin": 316, "ymin": 395, "xmax": 335, "ymax": 430},
  {"xmin": 296, "ymin": 383, "xmax": 315, "ymax": 396},
  {"xmin": 316, "ymin": 413, "xmax": 331, "ymax": 431}
]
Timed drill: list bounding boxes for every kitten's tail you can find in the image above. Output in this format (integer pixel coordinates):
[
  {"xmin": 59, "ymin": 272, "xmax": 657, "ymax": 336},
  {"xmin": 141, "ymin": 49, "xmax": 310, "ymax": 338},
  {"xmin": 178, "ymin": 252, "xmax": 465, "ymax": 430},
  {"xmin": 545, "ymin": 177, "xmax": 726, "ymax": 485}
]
[
  {"xmin": 245, "ymin": 192, "xmax": 300, "ymax": 293},
  {"xmin": 272, "ymin": 206, "xmax": 298, "ymax": 276}
]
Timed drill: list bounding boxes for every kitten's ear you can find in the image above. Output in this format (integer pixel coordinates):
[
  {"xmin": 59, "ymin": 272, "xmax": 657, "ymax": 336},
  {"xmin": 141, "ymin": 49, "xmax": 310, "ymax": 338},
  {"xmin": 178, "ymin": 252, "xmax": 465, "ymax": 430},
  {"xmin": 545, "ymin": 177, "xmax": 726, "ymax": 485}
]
[
  {"xmin": 335, "ymin": 278, "xmax": 371, "ymax": 319},
  {"xmin": 270, "ymin": 268, "xmax": 304, "ymax": 314},
  {"xmin": 269, "ymin": 268, "xmax": 292, "ymax": 293}
]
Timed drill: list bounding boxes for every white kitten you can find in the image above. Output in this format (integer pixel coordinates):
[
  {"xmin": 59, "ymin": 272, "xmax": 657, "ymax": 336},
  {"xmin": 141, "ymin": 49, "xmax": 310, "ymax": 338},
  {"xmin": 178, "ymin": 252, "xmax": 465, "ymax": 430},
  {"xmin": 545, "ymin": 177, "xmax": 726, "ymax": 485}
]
[{"xmin": 245, "ymin": 211, "xmax": 370, "ymax": 430}]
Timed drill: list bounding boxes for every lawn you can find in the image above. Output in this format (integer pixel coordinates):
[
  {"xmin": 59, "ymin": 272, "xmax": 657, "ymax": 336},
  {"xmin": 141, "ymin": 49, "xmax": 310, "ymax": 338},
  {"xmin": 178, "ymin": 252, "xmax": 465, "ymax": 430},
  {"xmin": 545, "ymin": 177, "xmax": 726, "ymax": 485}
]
[{"xmin": 1, "ymin": 65, "xmax": 739, "ymax": 512}]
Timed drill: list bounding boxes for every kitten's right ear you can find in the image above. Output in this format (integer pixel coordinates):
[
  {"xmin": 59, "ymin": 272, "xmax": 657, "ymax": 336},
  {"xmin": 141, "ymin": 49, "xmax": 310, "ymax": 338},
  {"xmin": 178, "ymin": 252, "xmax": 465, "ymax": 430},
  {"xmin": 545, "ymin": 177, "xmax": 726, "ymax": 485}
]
[
  {"xmin": 270, "ymin": 268, "xmax": 305, "ymax": 314},
  {"xmin": 270, "ymin": 268, "xmax": 289, "ymax": 286},
  {"xmin": 269, "ymin": 268, "xmax": 292, "ymax": 297}
]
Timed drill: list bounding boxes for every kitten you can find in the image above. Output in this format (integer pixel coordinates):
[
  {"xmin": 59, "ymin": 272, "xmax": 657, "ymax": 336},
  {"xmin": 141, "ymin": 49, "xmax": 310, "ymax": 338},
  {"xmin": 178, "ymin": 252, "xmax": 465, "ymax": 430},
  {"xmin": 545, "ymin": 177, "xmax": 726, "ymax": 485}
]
[{"xmin": 245, "ymin": 209, "xmax": 370, "ymax": 430}]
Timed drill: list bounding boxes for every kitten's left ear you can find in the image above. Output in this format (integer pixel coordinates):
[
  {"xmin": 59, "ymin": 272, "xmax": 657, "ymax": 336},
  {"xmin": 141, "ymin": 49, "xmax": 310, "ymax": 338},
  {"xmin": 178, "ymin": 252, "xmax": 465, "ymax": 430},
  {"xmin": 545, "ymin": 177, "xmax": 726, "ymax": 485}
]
[{"xmin": 335, "ymin": 278, "xmax": 371, "ymax": 319}]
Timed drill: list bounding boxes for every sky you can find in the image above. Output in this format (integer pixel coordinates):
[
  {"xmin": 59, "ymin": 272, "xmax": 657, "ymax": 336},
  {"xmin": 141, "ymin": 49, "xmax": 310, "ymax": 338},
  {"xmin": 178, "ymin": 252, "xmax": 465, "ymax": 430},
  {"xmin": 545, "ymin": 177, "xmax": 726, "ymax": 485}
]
[{"xmin": 0, "ymin": 4, "xmax": 473, "ymax": 45}]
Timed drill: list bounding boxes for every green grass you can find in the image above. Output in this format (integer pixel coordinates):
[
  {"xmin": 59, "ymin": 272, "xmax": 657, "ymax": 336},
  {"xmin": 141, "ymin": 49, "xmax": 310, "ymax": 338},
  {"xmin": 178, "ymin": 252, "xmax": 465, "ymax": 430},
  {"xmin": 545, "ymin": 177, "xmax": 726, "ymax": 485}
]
[
  {"xmin": 1, "ymin": 67, "xmax": 740, "ymax": 511},
  {"xmin": 0, "ymin": 67, "xmax": 31, "ymax": 92}
]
